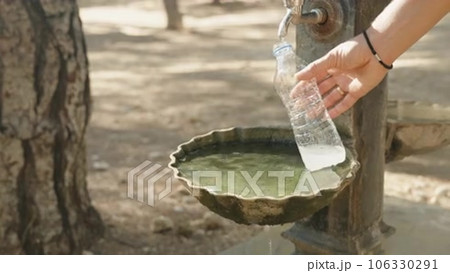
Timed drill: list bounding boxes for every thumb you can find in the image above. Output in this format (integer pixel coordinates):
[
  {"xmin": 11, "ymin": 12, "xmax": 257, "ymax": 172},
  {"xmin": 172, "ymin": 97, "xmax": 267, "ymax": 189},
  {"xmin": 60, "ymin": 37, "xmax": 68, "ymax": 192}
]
[{"xmin": 295, "ymin": 52, "xmax": 337, "ymax": 82}]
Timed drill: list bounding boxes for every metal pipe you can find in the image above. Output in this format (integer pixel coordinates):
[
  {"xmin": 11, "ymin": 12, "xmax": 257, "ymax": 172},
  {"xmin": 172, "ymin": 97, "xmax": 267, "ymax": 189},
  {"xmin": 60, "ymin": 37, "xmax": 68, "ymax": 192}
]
[
  {"xmin": 278, "ymin": 0, "xmax": 327, "ymax": 40},
  {"xmin": 278, "ymin": 9, "xmax": 294, "ymax": 39}
]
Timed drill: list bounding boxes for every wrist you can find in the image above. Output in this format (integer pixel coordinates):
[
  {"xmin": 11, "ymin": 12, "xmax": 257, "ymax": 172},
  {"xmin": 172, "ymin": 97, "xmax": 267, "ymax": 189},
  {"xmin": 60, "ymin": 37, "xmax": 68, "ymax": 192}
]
[{"xmin": 365, "ymin": 26, "xmax": 396, "ymax": 66}]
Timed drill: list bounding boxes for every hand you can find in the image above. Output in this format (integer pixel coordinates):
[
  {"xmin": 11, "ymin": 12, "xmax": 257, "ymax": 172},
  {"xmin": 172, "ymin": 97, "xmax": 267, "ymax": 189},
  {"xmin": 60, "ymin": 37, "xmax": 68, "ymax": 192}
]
[{"xmin": 292, "ymin": 34, "xmax": 389, "ymax": 119}]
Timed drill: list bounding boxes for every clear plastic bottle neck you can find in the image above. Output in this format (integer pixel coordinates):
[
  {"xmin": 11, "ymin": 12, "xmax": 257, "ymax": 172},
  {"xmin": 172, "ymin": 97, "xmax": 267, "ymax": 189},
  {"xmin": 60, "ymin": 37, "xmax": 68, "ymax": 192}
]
[{"xmin": 272, "ymin": 41, "xmax": 294, "ymax": 57}]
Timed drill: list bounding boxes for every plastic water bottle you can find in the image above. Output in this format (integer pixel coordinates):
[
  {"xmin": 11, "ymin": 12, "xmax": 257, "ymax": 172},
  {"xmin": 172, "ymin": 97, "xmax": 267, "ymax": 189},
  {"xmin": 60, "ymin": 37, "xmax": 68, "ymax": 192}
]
[{"xmin": 273, "ymin": 41, "xmax": 346, "ymax": 171}]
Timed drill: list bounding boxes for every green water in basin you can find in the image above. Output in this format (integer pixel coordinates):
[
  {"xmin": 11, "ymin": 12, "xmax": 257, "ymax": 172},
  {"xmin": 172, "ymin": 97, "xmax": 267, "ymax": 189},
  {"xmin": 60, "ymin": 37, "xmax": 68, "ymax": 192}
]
[{"xmin": 177, "ymin": 142, "xmax": 347, "ymax": 198}]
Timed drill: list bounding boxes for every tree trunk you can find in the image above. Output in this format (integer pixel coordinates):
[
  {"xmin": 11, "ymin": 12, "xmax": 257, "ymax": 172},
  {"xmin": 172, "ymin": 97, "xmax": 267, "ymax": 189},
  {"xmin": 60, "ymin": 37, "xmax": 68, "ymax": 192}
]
[
  {"xmin": 163, "ymin": 0, "xmax": 183, "ymax": 30},
  {"xmin": 0, "ymin": 0, "xmax": 103, "ymax": 254}
]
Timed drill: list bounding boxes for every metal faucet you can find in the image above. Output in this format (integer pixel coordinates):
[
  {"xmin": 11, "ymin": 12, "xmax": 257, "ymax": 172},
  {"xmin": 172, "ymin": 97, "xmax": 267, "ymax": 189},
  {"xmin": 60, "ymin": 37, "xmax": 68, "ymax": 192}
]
[{"xmin": 278, "ymin": 0, "xmax": 327, "ymax": 39}]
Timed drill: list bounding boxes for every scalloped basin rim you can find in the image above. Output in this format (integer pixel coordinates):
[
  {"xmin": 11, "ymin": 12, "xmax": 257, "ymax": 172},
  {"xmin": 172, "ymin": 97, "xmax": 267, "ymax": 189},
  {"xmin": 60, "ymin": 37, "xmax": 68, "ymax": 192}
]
[{"xmin": 169, "ymin": 127, "xmax": 359, "ymax": 200}]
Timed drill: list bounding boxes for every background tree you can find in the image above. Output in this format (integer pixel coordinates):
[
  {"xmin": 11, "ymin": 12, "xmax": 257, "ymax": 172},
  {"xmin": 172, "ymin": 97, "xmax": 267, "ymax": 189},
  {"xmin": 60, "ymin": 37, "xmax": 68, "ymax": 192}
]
[
  {"xmin": 163, "ymin": 0, "xmax": 183, "ymax": 30},
  {"xmin": 0, "ymin": 0, "xmax": 103, "ymax": 254}
]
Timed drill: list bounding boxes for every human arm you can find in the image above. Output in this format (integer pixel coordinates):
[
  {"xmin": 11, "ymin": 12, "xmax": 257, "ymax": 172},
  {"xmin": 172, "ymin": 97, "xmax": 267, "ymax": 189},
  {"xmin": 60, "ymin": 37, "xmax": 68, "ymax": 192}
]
[{"xmin": 293, "ymin": 0, "xmax": 450, "ymax": 119}]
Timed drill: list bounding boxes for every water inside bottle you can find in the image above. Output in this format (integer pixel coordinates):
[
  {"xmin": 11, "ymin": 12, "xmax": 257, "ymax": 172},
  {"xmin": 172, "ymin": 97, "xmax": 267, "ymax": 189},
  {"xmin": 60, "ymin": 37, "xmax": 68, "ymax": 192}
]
[{"xmin": 298, "ymin": 144, "xmax": 346, "ymax": 171}]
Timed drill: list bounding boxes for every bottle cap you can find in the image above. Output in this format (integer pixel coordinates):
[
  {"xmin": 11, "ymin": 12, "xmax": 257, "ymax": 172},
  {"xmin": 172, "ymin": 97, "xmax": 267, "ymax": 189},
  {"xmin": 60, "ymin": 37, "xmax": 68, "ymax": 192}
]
[{"xmin": 273, "ymin": 41, "xmax": 293, "ymax": 56}]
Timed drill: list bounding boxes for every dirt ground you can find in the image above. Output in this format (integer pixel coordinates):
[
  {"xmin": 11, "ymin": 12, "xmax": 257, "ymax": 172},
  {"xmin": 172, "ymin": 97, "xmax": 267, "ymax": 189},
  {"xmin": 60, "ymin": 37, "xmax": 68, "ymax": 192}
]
[{"xmin": 77, "ymin": 0, "xmax": 450, "ymax": 254}]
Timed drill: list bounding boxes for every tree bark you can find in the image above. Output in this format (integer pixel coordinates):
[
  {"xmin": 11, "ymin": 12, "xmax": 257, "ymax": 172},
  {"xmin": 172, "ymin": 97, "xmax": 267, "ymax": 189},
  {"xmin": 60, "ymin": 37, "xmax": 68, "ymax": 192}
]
[
  {"xmin": 163, "ymin": 0, "xmax": 183, "ymax": 30},
  {"xmin": 0, "ymin": 0, "xmax": 103, "ymax": 254}
]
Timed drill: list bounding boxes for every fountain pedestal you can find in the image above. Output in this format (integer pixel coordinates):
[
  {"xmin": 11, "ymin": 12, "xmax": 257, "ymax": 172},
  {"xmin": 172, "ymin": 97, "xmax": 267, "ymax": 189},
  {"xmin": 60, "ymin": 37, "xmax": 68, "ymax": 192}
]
[
  {"xmin": 286, "ymin": 0, "xmax": 450, "ymax": 255},
  {"xmin": 282, "ymin": 0, "xmax": 390, "ymax": 254}
]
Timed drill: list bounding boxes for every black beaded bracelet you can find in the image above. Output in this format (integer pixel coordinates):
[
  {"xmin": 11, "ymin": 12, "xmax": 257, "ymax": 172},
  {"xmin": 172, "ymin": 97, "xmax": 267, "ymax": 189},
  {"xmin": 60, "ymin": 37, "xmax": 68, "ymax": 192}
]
[{"xmin": 362, "ymin": 30, "xmax": 393, "ymax": 70}]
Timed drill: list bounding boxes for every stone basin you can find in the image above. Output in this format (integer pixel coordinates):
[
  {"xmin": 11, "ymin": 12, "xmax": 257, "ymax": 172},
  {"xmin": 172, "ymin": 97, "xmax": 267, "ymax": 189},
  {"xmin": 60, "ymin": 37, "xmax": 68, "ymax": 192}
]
[
  {"xmin": 386, "ymin": 100, "xmax": 450, "ymax": 162},
  {"xmin": 169, "ymin": 127, "xmax": 359, "ymax": 225}
]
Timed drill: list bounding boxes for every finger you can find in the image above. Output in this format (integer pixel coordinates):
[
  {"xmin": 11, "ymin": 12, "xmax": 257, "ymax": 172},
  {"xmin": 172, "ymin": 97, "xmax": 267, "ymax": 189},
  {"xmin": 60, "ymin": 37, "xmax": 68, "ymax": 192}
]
[
  {"xmin": 330, "ymin": 73, "xmax": 354, "ymax": 94},
  {"xmin": 289, "ymin": 80, "xmax": 309, "ymax": 99},
  {"xmin": 295, "ymin": 52, "xmax": 336, "ymax": 82},
  {"xmin": 317, "ymin": 76, "xmax": 337, "ymax": 96},
  {"xmin": 323, "ymin": 87, "xmax": 346, "ymax": 109},
  {"xmin": 328, "ymin": 95, "xmax": 358, "ymax": 119}
]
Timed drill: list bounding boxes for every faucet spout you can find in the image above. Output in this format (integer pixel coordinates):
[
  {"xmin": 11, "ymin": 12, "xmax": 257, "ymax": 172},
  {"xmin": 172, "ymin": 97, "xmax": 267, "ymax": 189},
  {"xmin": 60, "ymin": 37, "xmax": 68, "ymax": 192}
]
[
  {"xmin": 278, "ymin": 0, "xmax": 327, "ymax": 40},
  {"xmin": 278, "ymin": 9, "xmax": 293, "ymax": 40}
]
